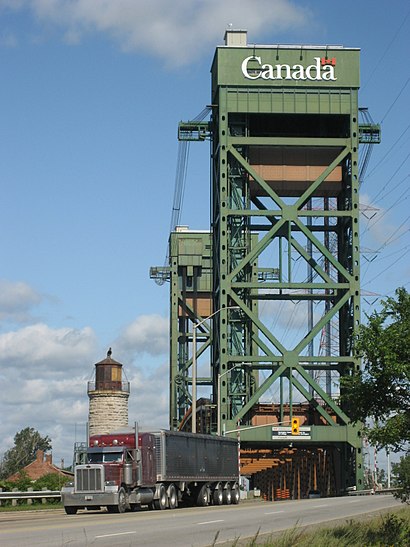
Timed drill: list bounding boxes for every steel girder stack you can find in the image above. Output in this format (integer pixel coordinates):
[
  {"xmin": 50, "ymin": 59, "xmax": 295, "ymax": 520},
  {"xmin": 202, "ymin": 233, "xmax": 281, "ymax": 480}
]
[
  {"xmin": 167, "ymin": 229, "xmax": 214, "ymax": 431},
  {"xmin": 210, "ymin": 31, "xmax": 364, "ymax": 491}
]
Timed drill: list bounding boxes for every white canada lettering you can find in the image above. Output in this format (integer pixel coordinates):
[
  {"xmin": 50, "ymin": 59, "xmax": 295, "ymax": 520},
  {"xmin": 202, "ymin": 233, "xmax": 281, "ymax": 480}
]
[
  {"xmin": 241, "ymin": 56, "xmax": 337, "ymax": 81},
  {"xmin": 241, "ymin": 56, "xmax": 262, "ymax": 79},
  {"xmin": 276, "ymin": 64, "xmax": 291, "ymax": 80},
  {"xmin": 305, "ymin": 57, "xmax": 320, "ymax": 80},
  {"xmin": 322, "ymin": 64, "xmax": 336, "ymax": 81},
  {"xmin": 291, "ymin": 65, "xmax": 304, "ymax": 80},
  {"xmin": 261, "ymin": 63, "xmax": 275, "ymax": 79}
]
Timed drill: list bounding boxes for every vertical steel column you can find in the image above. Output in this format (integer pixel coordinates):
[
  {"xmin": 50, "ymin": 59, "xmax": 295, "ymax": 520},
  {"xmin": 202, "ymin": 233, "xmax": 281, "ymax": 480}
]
[{"xmin": 169, "ymin": 234, "xmax": 180, "ymax": 430}]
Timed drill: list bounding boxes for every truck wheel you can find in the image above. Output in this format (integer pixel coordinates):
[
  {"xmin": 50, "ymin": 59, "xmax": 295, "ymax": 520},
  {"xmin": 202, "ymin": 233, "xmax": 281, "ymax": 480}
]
[
  {"xmin": 168, "ymin": 484, "xmax": 178, "ymax": 509},
  {"xmin": 223, "ymin": 484, "xmax": 232, "ymax": 505},
  {"xmin": 64, "ymin": 506, "xmax": 78, "ymax": 515},
  {"xmin": 213, "ymin": 484, "xmax": 223, "ymax": 505},
  {"xmin": 118, "ymin": 487, "xmax": 128, "ymax": 513},
  {"xmin": 232, "ymin": 483, "xmax": 240, "ymax": 504},
  {"xmin": 196, "ymin": 484, "xmax": 210, "ymax": 507},
  {"xmin": 108, "ymin": 487, "xmax": 127, "ymax": 513},
  {"xmin": 153, "ymin": 484, "xmax": 167, "ymax": 510}
]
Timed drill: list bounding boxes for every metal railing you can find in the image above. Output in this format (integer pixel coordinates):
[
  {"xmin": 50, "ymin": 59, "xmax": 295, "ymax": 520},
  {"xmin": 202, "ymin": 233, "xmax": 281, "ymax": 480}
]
[
  {"xmin": 0, "ymin": 488, "xmax": 61, "ymax": 506},
  {"xmin": 346, "ymin": 487, "xmax": 399, "ymax": 496},
  {"xmin": 87, "ymin": 381, "xmax": 130, "ymax": 393}
]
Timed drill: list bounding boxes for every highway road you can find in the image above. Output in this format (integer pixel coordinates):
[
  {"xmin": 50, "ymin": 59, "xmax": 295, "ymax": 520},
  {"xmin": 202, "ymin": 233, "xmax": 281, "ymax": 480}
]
[{"xmin": 0, "ymin": 495, "xmax": 402, "ymax": 546}]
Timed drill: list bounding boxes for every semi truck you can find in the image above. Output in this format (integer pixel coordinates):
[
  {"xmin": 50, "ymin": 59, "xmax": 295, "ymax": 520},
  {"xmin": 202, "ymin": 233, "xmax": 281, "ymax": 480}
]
[{"xmin": 61, "ymin": 429, "xmax": 240, "ymax": 514}]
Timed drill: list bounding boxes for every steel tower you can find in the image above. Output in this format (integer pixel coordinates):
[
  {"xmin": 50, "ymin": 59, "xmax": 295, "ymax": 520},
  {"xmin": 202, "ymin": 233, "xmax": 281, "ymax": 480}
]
[
  {"xmin": 210, "ymin": 31, "xmax": 366, "ymax": 492},
  {"xmin": 155, "ymin": 30, "xmax": 381, "ymax": 496}
]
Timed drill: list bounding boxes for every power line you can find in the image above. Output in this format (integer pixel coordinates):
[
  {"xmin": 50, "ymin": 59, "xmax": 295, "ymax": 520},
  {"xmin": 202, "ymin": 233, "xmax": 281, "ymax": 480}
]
[
  {"xmin": 373, "ymin": 243, "xmax": 410, "ymax": 262},
  {"xmin": 363, "ymin": 191, "xmax": 410, "ymax": 237},
  {"xmin": 362, "ymin": 248, "xmax": 410, "ymax": 287},
  {"xmin": 362, "ymin": 7, "xmax": 410, "ymax": 91},
  {"xmin": 364, "ymin": 123, "xmax": 410, "ymax": 181},
  {"xmin": 383, "ymin": 228, "xmax": 410, "ymax": 247},
  {"xmin": 387, "ymin": 281, "xmax": 410, "ymax": 294},
  {"xmin": 375, "ymin": 216, "xmax": 410, "ymax": 251},
  {"xmin": 155, "ymin": 106, "xmax": 211, "ymax": 285},
  {"xmin": 372, "ymin": 173, "xmax": 410, "ymax": 204},
  {"xmin": 380, "ymin": 75, "xmax": 410, "ymax": 123}
]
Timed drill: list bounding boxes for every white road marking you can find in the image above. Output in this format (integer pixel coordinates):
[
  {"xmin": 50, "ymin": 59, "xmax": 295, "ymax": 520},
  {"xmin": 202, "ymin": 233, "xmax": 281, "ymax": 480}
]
[
  {"xmin": 312, "ymin": 504, "xmax": 327, "ymax": 508},
  {"xmin": 95, "ymin": 531, "xmax": 137, "ymax": 539},
  {"xmin": 196, "ymin": 519, "xmax": 224, "ymax": 525},
  {"xmin": 264, "ymin": 510, "xmax": 285, "ymax": 515}
]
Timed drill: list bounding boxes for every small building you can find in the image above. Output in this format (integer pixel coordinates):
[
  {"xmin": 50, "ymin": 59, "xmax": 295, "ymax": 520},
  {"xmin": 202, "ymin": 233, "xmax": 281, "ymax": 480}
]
[
  {"xmin": 7, "ymin": 450, "xmax": 73, "ymax": 482},
  {"xmin": 87, "ymin": 349, "xmax": 130, "ymax": 437}
]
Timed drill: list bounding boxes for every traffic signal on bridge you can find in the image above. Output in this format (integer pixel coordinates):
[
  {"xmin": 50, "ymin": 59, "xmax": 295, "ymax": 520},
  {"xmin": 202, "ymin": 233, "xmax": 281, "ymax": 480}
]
[{"xmin": 291, "ymin": 417, "xmax": 300, "ymax": 435}]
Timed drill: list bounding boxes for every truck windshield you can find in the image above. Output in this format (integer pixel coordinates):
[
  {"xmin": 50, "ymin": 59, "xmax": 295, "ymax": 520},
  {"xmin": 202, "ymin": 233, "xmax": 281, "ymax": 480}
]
[{"xmin": 87, "ymin": 452, "xmax": 123, "ymax": 463}]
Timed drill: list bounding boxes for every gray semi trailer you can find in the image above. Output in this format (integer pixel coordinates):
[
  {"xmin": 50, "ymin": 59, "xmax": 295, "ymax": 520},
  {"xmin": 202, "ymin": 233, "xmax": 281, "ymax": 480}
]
[{"xmin": 62, "ymin": 429, "xmax": 240, "ymax": 514}]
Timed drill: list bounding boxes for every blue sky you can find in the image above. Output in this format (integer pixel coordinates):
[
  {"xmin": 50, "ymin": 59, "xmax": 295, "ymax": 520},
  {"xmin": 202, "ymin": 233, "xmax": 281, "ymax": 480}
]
[{"xmin": 0, "ymin": 0, "xmax": 408, "ymax": 468}]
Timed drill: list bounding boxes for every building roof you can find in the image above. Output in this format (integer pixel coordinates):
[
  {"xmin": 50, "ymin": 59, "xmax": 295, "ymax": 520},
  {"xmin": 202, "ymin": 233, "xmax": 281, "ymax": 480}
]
[{"xmin": 7, "ymin": 450, "xmax": 73, "ymax": 482}]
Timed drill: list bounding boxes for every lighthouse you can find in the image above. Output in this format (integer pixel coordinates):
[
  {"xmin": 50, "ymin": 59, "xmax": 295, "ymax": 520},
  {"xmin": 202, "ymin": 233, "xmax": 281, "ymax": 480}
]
[{"xmin": 87, "ymin": 348, "xmax": 130, "ymax": 437}]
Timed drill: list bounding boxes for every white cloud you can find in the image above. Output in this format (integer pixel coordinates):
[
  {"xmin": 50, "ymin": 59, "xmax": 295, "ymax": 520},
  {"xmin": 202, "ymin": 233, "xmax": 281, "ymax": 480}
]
[
  {"xmin": 0, "ymin": 316, "xmax": 97, "ymax": 460},
  {"xmin": 1, "ymin": 377, "xmax": 86, "ymax": 405},
  {"xmin": 0, "ymin": 323, "xmax": 97, "ymax": 377},
  {"xmin": 260, "ymin": 297, "xmax": 312, "ymax": 331},
  {"xmin": 0, "ymin": 279, "xmax": 43, "ymax": 323},
  {"xmin": 116, "ymin": 314, "xmax": 168, "ymax": 356},
  {"xmin": 127, "ymin": 363, "xmax": 169, "ymax": 431},
  {"xmin": 0, "ymin": 310, "xmax": 169, "ymax": 465},
  {"xmin": 257, "ymin": 297, "xmax": 325, "ymax": 352},
  {"xmin": 6, "ymin": 0, "xmax": 311, "ymax": 66},
  {"xmin": 360, "ymin": 193, "xmax": 407, "ymax": 248}
]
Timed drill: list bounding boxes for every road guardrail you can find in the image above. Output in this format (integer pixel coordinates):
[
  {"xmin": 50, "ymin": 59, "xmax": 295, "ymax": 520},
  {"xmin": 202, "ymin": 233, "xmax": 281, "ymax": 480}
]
[
  {"xmin": 346, "ymin": 487, "xmax": 399, "ymax": 496},
  {"xmin": 0, "ymin": 488, "xmax": 61, "ymax": 506}
]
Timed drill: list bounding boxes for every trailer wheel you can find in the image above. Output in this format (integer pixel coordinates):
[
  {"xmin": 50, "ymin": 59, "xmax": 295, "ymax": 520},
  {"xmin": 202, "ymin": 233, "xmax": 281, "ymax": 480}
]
[
  {"xmin": 196, "ymin": 484, "xmax": 210, "ymax": 507},
  {"xmin": 153, "ymin": 483, "xmax": 167, "ymax": 510},
  {"xmin": 223, "ymin": 483, "xmax": 232, "ymax": 505},
  {"xmin": 231, "ymin": 483, "xmax": 240, "ymax": 504},
  {"xmin": 213, "ymin": 484, "xmax": 223, "ymax": 505},
  {"xmin": 64, "ymin": 506, "xmax": 78, "ymax": 515},
  {"xmin": 168, "ymin": 484, "xmax": 178, "ymax": 509}
]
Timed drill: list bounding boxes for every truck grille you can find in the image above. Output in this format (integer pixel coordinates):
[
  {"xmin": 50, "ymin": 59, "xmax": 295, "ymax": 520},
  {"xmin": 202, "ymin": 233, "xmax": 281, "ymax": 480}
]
[{"xmin": 75, "ymin": 465, "xmax": 104, "ymax": 492}]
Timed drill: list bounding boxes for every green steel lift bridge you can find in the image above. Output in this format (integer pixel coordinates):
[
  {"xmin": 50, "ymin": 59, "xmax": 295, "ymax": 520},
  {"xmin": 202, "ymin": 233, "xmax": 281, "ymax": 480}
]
[{"xmin": 151, "ymin": 30, "xmax": 380, "ymax": 496}]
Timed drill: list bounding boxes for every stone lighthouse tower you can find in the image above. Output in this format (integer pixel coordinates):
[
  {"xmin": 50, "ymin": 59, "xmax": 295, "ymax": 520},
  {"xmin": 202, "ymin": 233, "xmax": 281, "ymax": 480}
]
[{"xmin": 87, "ymin": 348, "xmax": 130, "ymax": 437}]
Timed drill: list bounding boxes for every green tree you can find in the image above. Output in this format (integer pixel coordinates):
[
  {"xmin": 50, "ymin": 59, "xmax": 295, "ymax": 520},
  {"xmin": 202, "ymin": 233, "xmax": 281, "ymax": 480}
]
[
  {"xmin": 0, "ymin": 427, "xmax": 52, "ymax": 479},
  {"xmin": 392, "ymin": 455, "xmax": 410, "ymax": 504},
  {"xmin": 341, "ymin": 287, "xmax": 410, "ymax": 451},
  {"xmin": 0, "ymin": 470, "xmax": 32, "ymax": 492},
  {"xmin": 35, "ymin": 472, "xmax": 71, "ymax": 491}
]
